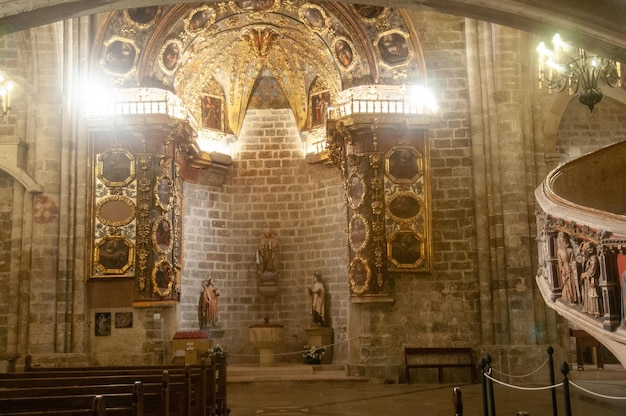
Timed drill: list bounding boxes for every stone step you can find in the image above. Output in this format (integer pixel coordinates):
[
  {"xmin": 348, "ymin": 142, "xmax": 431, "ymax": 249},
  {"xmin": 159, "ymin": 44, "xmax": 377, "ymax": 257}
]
[{"xmin": 227, "ymin": 364, "xmax": 367, "ymax": 383}]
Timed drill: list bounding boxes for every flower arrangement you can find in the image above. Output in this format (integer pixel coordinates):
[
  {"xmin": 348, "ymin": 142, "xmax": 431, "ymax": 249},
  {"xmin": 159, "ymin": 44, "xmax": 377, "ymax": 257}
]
[
  {"xmin": 207, "ymin": 344, "xmax": 226, "ymax": 362},
  {"xmin": 302, "ymin": 345, "xmax": 326, "ymax": 363}
]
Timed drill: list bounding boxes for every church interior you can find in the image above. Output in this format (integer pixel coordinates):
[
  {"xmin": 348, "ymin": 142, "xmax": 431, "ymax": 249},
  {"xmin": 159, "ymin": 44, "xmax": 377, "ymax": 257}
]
[{"xmin": 0, "ymin": 2, "xmax": 625, "ymax": 404}]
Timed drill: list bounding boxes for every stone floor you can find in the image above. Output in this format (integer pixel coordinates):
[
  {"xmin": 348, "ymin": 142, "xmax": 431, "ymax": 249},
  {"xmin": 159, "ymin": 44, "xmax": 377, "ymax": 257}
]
[{"xmin": 227, "ymin": 364, "xmax": 626, "ymax": 416}]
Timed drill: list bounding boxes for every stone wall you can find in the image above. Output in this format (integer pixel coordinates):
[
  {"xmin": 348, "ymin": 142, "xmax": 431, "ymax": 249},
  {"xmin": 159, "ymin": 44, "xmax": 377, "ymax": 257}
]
[
  {"xmin": 343, "ymin": 11, "xmax": 483, "ymax": 382},
  {"xmin": 556, "ymin": 96, "xmax": 626, "ymax": 163},
  {"xmin": 181, "ymin": 108, "xmax": 348, "ymax": 364}
]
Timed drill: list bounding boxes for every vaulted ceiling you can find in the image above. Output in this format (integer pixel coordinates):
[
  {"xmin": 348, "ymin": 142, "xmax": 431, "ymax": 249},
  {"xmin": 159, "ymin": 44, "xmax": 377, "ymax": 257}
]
[
  {"xmin": 2, "ymin": 1, "xmax": 626, "ymax": 62},
  {"xmin": 92, "ymin": 3, "xmax": 426, "ymax": 134}
]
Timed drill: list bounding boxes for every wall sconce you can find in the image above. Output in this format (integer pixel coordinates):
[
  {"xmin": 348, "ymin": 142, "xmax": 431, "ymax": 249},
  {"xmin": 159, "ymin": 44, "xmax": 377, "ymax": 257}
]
[
  {"xmin": 0, "ymin": 73, "xmax": 14, "ymax": 120},
  {"xmin": 537, "ymin": 34, "xmax": 621, "ymax": 112}
]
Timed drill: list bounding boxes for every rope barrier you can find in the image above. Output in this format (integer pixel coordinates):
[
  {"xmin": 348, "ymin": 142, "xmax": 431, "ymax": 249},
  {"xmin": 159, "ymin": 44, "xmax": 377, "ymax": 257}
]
[
  {"xmin": 223, "ymin": 333, "xmax": 363, "ymax": 358},
  {"xmin": 484, "ymin": 365, "xmax": 626, "ymax": 401},
  {"xmin": 490, "ymin": 358, "xmax": 549, "ymax": 379},
  {"xmin": 483, "ymin": 370, "xmax": 563, "ymax": 391},
  {"xmin": 569, "ymin": 380, "xmax": 626, "ymax": 400}
]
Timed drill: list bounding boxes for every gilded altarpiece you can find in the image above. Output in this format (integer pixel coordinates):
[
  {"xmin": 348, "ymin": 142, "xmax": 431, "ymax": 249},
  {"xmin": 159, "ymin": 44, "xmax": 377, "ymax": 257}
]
[
  {"xmin": 328, "ymin": 117, "xmax": 431, "ymax": 298},
  {"xmin": 89, "ymin": 131, "xmax": 182, "ymax": 303}
]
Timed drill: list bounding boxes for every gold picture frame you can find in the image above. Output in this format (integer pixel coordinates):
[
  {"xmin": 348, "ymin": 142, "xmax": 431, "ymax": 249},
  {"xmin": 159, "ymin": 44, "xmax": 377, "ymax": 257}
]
[
  {"xmin": 349, "ymin": 214, "xmax": 370, "ymax": 253},
  {"xmin": 387, "ymin": 192, "xmax": 422, "ymax": 224},
  {"xmin": 154, "ymin": 174, "xmax": 173, "ymax": 212},
  {"xmin": 152, "ymin": 260, "xmax": 174, "ymax": 297},
  {"xmin": 97, "ymin": 149, "xmax": 136, "ymax": 187},
  {"xmin": 101, "ymin": 37, "xmax": 140, "ymax": 76},
  {"xmin": 95, "ymin": 195, "xmax": 136, "ymax": 227},
  {"xmin": 387, "ymin": 230, "xmax": 424, "ymax": 269},
  {"xmin": 94, "ymin": 236, "xmax": 134, "ymax": 275},
  {"xmin": 347, "ymin": 172, "xmax": 366, "ymax": 210},
  {"xmin": 385, "ymin": 146, "xmax": 422, "ymax": 183},
  {"xmin": 184, "ymin": 5, "xmax": 216, "ymax": 34},
  {"xmin": 152, "ymin": 216, "xmax": 173, "ymax": 255},
  {"xmin": 374, "ymin": 29, "xmax": 413, "ymax": 69},
  {"xmin": 349, "ymin": 256, "xmax": 371, "ymax": 296}
]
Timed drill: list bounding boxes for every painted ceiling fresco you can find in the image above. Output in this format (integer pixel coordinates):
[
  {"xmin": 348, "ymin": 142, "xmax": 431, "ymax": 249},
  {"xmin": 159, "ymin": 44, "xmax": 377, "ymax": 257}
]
[{"xmin": 93, "ymin": 1, "xmax": 426, "ymax": 135}]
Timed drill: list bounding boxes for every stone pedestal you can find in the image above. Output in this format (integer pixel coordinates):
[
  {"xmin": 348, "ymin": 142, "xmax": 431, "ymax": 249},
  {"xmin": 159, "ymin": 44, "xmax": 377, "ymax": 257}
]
[
  {"xmin": 249, "ymin": 325, "xmax": 285, "ymax": 366},
  {"xmin": 305, "ymin": 327, "xmax": 333, "ymax": 364}
]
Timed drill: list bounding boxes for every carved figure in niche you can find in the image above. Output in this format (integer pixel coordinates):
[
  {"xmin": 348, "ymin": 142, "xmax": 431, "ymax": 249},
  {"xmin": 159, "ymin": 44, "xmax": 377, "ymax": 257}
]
[
  {"xmin": 98, "ymin": 238, "xmax": 130, "ymax": 270},
  {"xmin": 162, "ymin": 41, "xmax": 180, "ymax": 71},
  {"xmin": 199, "ymin": 278, "xmax": 220, "ymax": 328},
  {"xmin": 103, "ymin": 40, "xmax": 136, "ymax": 74},
  {"xmin": 257, "ymin": 224, "xmax": 279, "ymax": 278},
  {"xmin": 378, "ymin": 33, "xmax": 409, "ymax": 65},
  {"xmin": 578, "ymin": 241, "xmax": 602, "ymax": 316},
  {"xmin": 334, "ymin": 39, "xmax": 353, "ymax": 68},
  {"xmin": 557, "ymin": 232, "xmax": 580, "ymax": 303},
  {"xmin": 308, "ymin": 272, "xmax": 326, "ymax": 327}
]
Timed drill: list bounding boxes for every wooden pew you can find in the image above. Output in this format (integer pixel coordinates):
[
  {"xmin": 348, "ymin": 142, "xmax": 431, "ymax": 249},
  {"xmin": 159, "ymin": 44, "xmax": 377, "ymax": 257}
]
[
  {"xmin": 0, "ymin": 382, "xmax": 143, "ymax": 416},
  {"xmin": 1, "ymin": 358, "xmax": 227, "ymax": 416}
]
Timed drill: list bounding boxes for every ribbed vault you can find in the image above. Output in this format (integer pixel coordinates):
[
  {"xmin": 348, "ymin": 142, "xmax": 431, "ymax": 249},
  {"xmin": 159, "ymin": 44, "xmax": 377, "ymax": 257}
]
[{"xmin": 91, "ymin": 2, "xmax": 426, "ymax": 135}]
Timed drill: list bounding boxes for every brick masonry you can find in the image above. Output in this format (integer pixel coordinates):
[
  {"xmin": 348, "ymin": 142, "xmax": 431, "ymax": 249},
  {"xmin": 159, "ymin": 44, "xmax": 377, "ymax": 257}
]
[{"xmin": 181, "ymin": 109, "xmax": 349, "ymax": 363}]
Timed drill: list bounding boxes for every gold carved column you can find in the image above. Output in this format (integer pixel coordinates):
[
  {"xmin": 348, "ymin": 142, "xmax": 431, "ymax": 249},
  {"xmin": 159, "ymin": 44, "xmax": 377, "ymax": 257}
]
[{"xmin": 327, "ymin": 102, "xmax": 431, "ymax": 300}]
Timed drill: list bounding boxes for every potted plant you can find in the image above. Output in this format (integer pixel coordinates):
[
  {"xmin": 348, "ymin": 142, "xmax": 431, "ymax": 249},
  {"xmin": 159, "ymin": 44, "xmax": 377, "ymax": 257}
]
[
  {"xmin": 302, "ymin": 345, "xmax": 326, "ymax": 364},
  {"xmin": 207, "ymin": 344, "xmax": 226, "ymax": 363}
]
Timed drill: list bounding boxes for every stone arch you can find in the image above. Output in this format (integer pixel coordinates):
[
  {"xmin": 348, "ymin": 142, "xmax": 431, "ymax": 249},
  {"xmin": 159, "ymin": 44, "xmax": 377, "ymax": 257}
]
[{"xmin": 0, "ymin": 163, "xmax": 42, "ymax": 194}]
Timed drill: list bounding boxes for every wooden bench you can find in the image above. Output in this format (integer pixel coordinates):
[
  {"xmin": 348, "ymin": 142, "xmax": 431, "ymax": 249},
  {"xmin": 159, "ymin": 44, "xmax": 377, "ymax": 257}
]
[
  {"xmin": 0, "ymin": 358, "xmax": 228, "ymax": 416},
  {"xmin": 0, "ymin": 381, "xmax": 143, "ymax": 416},
  {"xmin": 404, "ymin": 347, "xmax": 477, "ymax": 384}
]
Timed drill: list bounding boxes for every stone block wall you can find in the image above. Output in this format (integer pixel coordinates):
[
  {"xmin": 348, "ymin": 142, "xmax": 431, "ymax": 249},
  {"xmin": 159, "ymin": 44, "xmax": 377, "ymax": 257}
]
[
  {"xmin": 556, "ymin": 96, "xmax": 626, "ymax": 163},
  {"xmin": 345, "ymin": 12, "xmax": 482, "ymax": 382},
  {"xmin": 181, "ymin": 108, "xmax": 348, "ymax": 364}
]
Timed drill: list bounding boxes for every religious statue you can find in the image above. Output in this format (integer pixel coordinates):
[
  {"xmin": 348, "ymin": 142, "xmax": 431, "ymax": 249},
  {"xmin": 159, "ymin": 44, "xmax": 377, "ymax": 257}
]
[
  {"xmin": 578, "ymin": 241, "xmax": 602, "ymax": 317},
  {"xmin": 308, "ymin": 271, "xmax": 326, "ymax": 326},
  {"xmin": 557, "ymin": 232, "xmax": 579, "ymax": 304},
  {"xmin": 199, "ymin": 278, "xmax": 219, "ymax": 328},
  {"xmin": 256, "ymin": 224, "xmax": 279, "ymax": 279}
]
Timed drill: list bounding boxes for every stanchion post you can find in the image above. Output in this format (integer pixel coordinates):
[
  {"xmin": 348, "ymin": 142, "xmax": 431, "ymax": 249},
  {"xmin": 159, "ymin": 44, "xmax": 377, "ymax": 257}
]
[
  {"xmin": 480, "ymin": 356, "xmax": 489, "ymax": 416},
  {"xmin": 486, "ymin": 355, "xmax": 496, "ymax": 416},
  {"xmin": 548, "ymin": 346, "xmax": 558, "ymax": 416},
  {"xmin": 561, "ymin": 361, "xmax": 572, "ymax": 416},
  {"xmin": 453, "ymin": 386, "xmax": 463, "ymax": 416}
]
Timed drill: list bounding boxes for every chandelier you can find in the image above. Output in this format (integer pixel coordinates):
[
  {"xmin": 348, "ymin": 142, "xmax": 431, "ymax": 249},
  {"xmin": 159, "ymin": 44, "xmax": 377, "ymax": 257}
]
[
  {"xmin": 536, "ymin": 34, "xmax": 621, "ymax": 111},
  {"xmin": 0, "ymin": 73, "xmax": 14, "ymax": 120}
]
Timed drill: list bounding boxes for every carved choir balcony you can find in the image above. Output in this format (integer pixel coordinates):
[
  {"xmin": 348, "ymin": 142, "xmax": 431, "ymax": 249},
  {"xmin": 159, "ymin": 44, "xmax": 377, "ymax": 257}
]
[{"xmin": 535, "ymin": 140, "xmax": 626, "ymax": 365}]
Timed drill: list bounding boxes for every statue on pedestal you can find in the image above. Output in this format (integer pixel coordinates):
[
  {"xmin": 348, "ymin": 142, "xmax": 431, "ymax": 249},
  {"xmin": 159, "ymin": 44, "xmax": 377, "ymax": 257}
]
[
  {"xmin": 199, "ymin": 278, "xmax": 219, "ymax": 329},
  {"xmin": 308, "ymin": 271, "xmax": 326, "ymax": 326},
  {"xmin": 256, "ymin": 224, "xmax": 279, "ymax": 295}
]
